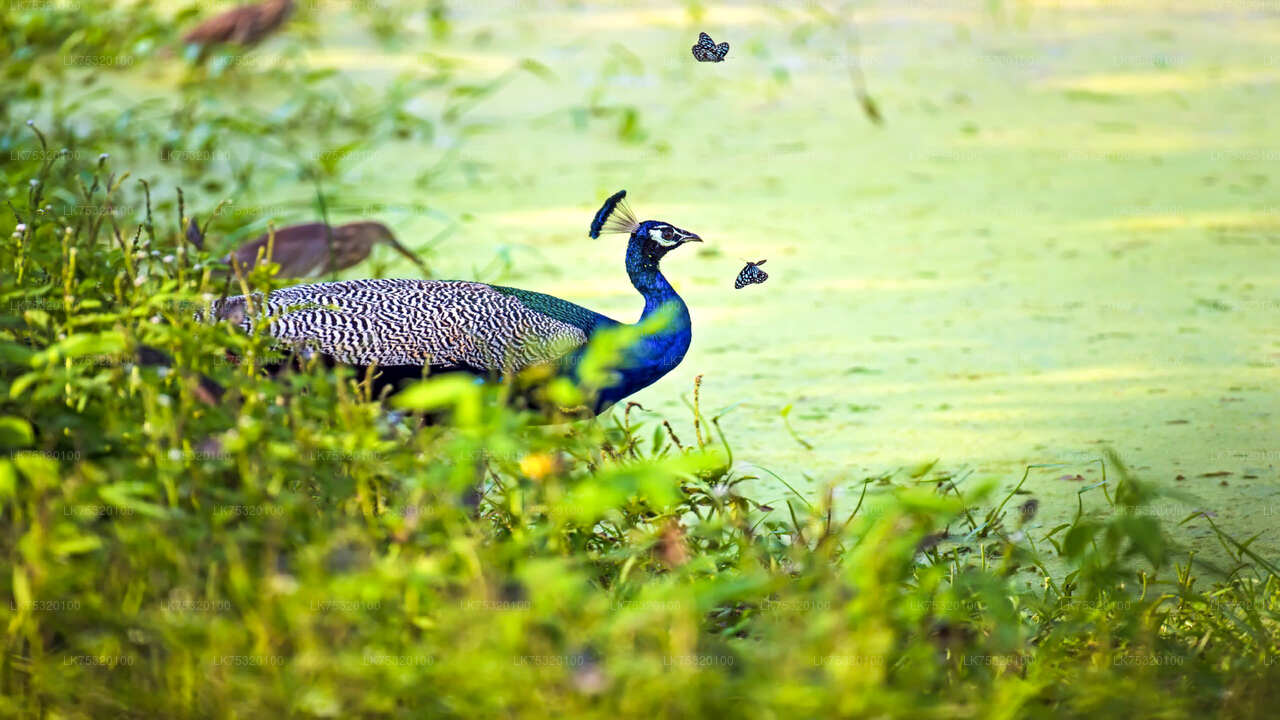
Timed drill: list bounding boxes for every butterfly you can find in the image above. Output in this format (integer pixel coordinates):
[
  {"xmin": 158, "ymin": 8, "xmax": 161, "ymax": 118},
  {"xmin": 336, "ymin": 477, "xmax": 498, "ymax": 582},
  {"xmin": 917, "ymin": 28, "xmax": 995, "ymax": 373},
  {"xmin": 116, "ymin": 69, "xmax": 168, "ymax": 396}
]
[
  {"xmin": 734, "ymin": 259, "xmax": 768, "ymax": 289},
  {"xmin": 691, "ymin": 32, "xmax": 729, "ymax": 63}
]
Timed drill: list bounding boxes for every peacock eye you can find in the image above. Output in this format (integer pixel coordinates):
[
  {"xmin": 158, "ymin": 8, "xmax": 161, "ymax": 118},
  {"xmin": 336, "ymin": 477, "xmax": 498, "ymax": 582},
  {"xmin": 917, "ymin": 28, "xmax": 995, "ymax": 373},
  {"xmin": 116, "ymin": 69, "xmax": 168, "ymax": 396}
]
[{"xmin": 661, "ymin": 228, "xmax": 673, "ymax": 241}]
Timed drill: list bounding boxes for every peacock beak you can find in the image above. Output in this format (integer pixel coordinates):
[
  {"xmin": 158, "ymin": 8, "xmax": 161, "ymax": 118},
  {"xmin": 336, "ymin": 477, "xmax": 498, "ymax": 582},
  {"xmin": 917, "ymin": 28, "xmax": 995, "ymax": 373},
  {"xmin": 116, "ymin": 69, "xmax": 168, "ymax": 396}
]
[{"xmin": 682, "ymin": 232, "xmax": 703, "ymax": 243}]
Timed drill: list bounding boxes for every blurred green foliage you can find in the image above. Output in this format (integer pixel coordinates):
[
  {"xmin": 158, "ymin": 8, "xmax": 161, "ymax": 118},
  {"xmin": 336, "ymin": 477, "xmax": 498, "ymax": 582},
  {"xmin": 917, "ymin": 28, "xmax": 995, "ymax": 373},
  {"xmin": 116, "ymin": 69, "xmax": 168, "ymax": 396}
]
[{"xmin": 2, "ymin": 2, "xmax": 1280, "ymax": 718}]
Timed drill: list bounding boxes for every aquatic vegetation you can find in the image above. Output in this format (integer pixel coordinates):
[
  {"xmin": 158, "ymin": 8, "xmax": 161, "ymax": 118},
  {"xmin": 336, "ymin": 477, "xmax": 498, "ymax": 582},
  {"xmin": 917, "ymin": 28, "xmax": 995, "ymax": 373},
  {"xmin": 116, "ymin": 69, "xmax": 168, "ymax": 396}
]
[
  {"xmin": 3, "ymin": 139, "xmax": 1280, "ymax": 718},
  {"xmin": 3, "ymin": 0, "xmax": 1279, "ymax": 716}
]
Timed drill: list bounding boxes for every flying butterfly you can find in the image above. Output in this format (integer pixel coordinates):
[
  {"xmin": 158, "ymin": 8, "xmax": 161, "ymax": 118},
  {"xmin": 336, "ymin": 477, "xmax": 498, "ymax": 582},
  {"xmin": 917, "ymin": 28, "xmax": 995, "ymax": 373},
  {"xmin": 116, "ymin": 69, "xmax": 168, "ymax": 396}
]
[
  {"xmin": 734, "ymin": 259, "xmax": 768, "ymax": 289},
  {"xmin": 691, "ymin": 32, "xmax": 729, "ymax": 63}
]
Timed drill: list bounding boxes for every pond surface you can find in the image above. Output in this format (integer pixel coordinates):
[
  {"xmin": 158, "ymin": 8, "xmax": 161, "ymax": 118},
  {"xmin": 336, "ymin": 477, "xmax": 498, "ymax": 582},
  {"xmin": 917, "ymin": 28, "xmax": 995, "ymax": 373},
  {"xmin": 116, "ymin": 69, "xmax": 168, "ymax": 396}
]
[{"xmin": 116, "ymin": 1, "xmax": 1280, "ymax": 561}]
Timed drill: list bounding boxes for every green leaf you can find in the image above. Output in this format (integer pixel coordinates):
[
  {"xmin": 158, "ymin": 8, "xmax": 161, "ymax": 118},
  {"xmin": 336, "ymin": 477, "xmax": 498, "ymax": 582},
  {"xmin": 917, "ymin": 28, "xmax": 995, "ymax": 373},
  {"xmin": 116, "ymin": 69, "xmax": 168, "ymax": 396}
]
[
  {"xmin": 12, "ymin": 450, "xmax": 58, "ymax": 490},
  {"xmin": 518, "ymin": 58, "xmax": 556, "ymax": 81},
  {"xmin": 8, "ymin": 371, "xmax": 41, "ymax": 400},
  {"xmin": 393, "ymin": 374, "xmax": 483, "ymax": 425},
  {"xmin": 0, "ymin": 416, "xmax": 34, "ymax": 449},
  {"xmin": 11, "ymin": 566, "xmax": 31, "ymax": 613},
  {"xmin": 1062, "ymin": 521, "xmax": 1100, "ymax": 559},
  {"xmin": 907, "ymin": 459, "xmax": 939, "ymax": 479},
  {"xmin": 98, "ymin": 482, "xmax": 168, "ymax": 519},
  {"xmin": 34, "ymin": 331, "xmax": 126, "ymax": 366},
  {"xmin": 0, "ymin": 341, "xmax": 36, "ymax": 366},
  {"xmin": 545, "ymin": 378, "xmax": 582, "ymax": 408},
  {"xmin": 51, "ymin": 534, "xmax": 103, "ymax": 557},
  {"xmin": 0, "ymin": 460, "xmax": 17, "ymax": 499},
  {"xmin": 1117, "ymin": 514, "xmax": 1166, "ymax": 567}
]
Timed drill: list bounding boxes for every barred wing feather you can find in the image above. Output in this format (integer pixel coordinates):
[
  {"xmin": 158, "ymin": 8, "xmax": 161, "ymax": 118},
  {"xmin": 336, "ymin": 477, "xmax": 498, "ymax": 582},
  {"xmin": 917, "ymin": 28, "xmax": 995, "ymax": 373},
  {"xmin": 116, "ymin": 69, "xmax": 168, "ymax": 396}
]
[{"xmin": 211, "ymin": 279, "xmax": 611, "ymax": 372}]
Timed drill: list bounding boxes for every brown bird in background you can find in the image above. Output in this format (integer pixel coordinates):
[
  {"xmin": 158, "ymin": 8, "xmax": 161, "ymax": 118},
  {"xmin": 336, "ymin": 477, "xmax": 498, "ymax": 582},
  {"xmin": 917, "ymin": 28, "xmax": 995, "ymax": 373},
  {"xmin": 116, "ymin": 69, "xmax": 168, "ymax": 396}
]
[
  {"xmin": 220, "ymin": 221, "xmax": 429, "ymax": 279},
  {"xmin": 182, "ymin": 0, "xmax": 296, "ymax": 48},
  {"xmin": 655, "ymin": 520, "xmax": 690, "ymax": 569}
]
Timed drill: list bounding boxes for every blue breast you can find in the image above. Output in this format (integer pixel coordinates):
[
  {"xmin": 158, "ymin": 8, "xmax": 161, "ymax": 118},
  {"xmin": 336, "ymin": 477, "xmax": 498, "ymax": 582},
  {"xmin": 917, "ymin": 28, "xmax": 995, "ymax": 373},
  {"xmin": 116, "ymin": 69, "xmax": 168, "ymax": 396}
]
[
  {"xmin": 593, "ymin": 301, "xmax": 690, "ymax": 411},
  {"xmin": 582, "ymin": 238, "xmax": 693, "ymax": 412},
  {"xmin": 557, "ymin": 303, "xmax": 689, "ymax": 413}
]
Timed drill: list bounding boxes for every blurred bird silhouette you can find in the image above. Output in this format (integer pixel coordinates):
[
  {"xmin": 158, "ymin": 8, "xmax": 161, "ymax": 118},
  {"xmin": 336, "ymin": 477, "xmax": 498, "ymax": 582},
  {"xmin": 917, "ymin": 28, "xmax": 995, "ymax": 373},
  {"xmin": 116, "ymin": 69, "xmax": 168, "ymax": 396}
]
[
  {"xmin": 218, "ymin": 221, "xmax": 429, "ymax": 279},
  {"xmin": 185, "ymin": 217, "xmax": 205, "ymax": 250},
  {"xmin": 181, "ymin": 0, "xmax": 296, "ymax": 49}
]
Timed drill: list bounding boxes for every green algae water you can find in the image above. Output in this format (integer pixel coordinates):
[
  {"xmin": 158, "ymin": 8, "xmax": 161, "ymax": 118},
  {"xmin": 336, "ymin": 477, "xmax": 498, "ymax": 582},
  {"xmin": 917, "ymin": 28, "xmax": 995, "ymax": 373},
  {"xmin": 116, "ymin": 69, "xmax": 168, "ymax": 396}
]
[
  {"xmin": 73, "ymin": 0, "xmax": 1280, "ymax": 561},
  {"xmin": 12, "ymin": 2, "xmax": 1280, "ymax": 716}
]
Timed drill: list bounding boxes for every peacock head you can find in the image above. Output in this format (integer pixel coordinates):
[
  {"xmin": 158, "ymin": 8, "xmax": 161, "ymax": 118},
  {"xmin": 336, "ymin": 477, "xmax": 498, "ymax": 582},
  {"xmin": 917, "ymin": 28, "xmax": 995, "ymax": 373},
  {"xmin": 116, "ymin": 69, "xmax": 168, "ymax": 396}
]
[
  {"xmin": 589, "ymin": 189, "xmax": 702, "ymax": 262},
  {"xmin": 632, "ymin": 219, "xmax": 702, "ymax": 260}
]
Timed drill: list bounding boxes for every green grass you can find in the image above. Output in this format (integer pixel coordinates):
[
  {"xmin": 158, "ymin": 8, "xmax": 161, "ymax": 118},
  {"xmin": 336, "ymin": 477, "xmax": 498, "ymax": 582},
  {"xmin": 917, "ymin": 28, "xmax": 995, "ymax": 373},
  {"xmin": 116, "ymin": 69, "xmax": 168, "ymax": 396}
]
[
  {"xmin": 3, "ymin": 120, "xmax": 1280, "ymax": 719},
  {"xmin": 4, "ymin": 2, "xmax": 1280, "ymax": 717}
]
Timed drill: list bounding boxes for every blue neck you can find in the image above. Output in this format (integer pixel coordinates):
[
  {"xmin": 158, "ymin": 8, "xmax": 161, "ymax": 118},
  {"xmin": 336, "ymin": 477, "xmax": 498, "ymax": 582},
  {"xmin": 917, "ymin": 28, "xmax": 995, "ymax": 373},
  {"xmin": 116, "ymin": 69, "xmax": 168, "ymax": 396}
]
[
  {"xmin": 585, "ymin": 236, "xmax": 692, "ymax": 411},
  {"xmin": 626, "ymin": 237, "xmax": 686, "ymax": 318}
]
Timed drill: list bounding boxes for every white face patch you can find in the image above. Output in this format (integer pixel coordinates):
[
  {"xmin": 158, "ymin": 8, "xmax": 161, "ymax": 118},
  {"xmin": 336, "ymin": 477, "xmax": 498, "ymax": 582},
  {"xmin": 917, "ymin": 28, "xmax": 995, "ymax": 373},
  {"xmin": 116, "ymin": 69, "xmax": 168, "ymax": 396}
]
[{"xmin": 648, "ymin": 225, "xmax": 680, "ymax": 247}]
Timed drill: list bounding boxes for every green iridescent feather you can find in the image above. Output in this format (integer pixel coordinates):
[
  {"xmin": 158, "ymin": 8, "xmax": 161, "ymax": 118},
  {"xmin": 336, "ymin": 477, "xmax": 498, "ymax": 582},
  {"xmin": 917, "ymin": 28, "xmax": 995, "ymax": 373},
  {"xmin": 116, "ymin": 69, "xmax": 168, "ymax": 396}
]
[{"xmin": 488, "ymin": 284, "xmax": 619, "ymax": 335}]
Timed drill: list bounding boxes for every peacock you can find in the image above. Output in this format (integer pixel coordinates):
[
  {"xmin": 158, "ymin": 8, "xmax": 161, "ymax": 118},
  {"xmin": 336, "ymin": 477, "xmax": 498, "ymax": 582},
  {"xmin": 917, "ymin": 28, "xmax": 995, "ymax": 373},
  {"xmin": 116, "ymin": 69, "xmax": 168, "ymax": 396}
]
[{"xmin": 207, "ymin": 191, "xmax": 702, "ymax": 414}]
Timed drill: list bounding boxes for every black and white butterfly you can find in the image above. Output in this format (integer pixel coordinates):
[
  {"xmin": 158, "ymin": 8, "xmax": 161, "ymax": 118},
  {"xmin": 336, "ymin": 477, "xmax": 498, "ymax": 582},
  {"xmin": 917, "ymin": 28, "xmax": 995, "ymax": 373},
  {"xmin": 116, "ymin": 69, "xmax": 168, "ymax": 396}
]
[
  {"xmin": 691, "ymin": 32, "xmax": 729, "ymax": 63},
  {"xmin": 734, "ymin": 259, "xmax": 768, "ymax": 289}
]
